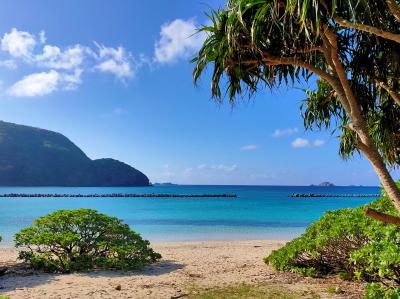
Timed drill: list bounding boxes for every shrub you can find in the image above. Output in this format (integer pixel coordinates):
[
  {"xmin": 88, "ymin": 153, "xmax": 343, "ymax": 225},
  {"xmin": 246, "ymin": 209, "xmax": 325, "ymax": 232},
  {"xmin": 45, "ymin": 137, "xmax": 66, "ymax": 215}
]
[
  {"xmin": 265, "ymin": 189, "xmax": 400, "ymax": 294},
  {"xmin": 365, "ymin": 283, "xmax": 400, "ymax": 299},
  {"xmin": 15, "ymin": 209, "xmax": 161, "ymax": 272},
  {"xmin": 265, "ymin": 205, "xmax": 371, "ymax": 276}
]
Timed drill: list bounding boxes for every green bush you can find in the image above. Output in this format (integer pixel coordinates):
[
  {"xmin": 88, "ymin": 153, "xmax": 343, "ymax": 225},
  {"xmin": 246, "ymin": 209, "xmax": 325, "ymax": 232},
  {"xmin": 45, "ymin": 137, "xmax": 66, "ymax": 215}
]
[
  {"xmin": 365, "ymin": 283, "xmax": 400, "ymax": 299},
  {"xmin": 265, "ymin": 190, "xmax": 400, "ymax": 294},
  {"xmin": 15, "ymin": 209, "xmax": 161, "ymax": 272}
]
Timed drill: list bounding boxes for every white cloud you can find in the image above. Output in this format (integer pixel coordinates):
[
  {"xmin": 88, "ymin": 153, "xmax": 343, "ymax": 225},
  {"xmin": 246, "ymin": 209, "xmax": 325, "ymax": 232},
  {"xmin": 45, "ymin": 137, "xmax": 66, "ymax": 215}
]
[
  {"xmin": 1, "ymin": 28, "xmax": 36, "ymax": 59},
  {"xmin": 7, "ymin": 68, "xmax": 84, "ymax": 96},
  {"xmin": 36, "ymin": 44, "xmax": 87, "ymax": 70},
  {"xmin": 39, "ymin": 31, "xmax": 46, "ymax": 44},
  {"xmin": 0, "ymin": 60, "xmax": 17, "ymax": 69},
  {"xmin": 291, "ymin": 138, "xmax": 311, "ymax": 148},
  {"xmin": 94, "ymin": 43, "xmax": 133, "ymax": 79},
  {"xmin": 272, "ymin": 127, "xmax": 299, "ymax": 137},
  {"xmin": 8, "ymin": 70, "xmax": 60, "ymax": 97},
  {"xmin": 96, "ymin": 59, "xmax": 132, "ymax": 78},
  {"xmin": 291, "ymin": 138, "xmax": 325, "ymax": 148},
  {"xmin": 0, "ymin": 23, "xmax": 204, "ymax": 97},
  {"xmin": 63, "ymin": 68, "xmax": 83, "ymax": 90},
  {"xmin": 313, "ymin": 139, "xmax": 325, "ymax": 147},
  {"xmin": 154, "ymin": 19, "xmax": 205, "ymax": 64},
  {"xmin": 240, "ymin": 144, "xmax": 259, "ymax": 151},
  {"xmin": 0, "ymin": 27, "xmax": 142, "ymax": 97}
]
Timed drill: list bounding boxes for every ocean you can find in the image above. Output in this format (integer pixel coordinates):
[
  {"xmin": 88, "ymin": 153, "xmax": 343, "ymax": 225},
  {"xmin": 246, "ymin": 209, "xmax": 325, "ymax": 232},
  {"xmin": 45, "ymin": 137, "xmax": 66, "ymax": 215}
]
[{"xmin": 0, "ymin": 185, "xmax": 380, "ymax": 245}]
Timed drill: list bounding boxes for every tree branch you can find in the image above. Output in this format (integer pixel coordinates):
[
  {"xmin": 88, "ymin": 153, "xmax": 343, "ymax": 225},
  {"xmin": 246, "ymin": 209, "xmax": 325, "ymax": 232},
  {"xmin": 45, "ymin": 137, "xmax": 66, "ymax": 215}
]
[
  {"xmin": 365, "ymin": 207, "xmax": 400, "ymax": 226},
  {"xmin": 322, "ymin": 25, "xmax": 360, "ymax": 118},
  {"xmin": 290, "ymin": 47, "xmax": 323, "ymax": 54},
  {"xmin": 375, "ymin": 78, "xmax": 400, "ymax": 107},
  {"xmin": 387, "ymin": 0, "xmax": 400, "ymax": 23},
  {"xmin": 237, "ymin": 53, "xmax": 340, "ymax": 90},
  {"xmin": 261, "ymin": 54, "xmax": 340, "ymax": 88},
  {"xmin": 334, "ymin": 16, "xmax": 400, "ymax": 44}
]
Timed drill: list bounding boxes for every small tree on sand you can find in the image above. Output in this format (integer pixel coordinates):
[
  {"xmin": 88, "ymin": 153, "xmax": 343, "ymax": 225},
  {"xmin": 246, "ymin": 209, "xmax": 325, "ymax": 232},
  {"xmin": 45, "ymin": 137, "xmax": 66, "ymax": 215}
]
[{"xmin": 15, "ymin": 209, "xmax": 161, "ymax": 272}]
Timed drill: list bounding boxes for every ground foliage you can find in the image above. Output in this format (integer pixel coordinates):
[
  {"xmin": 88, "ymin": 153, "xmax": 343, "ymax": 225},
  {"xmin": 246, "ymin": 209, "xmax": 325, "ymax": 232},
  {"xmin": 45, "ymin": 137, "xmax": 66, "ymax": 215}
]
[{"xmin": 265, "ymin": 189, "xmax": 400, "ymax": 297}]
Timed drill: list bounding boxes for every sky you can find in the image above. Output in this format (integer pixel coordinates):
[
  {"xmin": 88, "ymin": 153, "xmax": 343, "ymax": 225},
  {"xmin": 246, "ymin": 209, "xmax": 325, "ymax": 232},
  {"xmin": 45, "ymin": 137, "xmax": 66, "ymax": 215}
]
[{"xmin": 0, "ymin": 0, "xmax": 395, "ymax": 186}]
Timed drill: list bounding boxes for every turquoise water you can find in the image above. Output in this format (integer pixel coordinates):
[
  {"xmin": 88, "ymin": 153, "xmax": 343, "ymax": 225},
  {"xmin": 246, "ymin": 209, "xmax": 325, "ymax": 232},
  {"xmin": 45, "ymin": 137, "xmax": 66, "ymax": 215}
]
[{"xmin": 0, "ymin": 185, "xmax": 380, "ymax": 244}]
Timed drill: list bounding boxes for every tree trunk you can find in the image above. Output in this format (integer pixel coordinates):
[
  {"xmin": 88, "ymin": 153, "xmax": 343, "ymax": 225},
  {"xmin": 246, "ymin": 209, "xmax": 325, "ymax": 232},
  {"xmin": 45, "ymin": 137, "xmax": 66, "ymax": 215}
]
[
  {"xmin": 355, "ymin": 131, "xmax": 400, "ymax": 212},
  {"xmin": 350, "ymin": 119, "xmax": 400, "ymax": 224},
  {"xmin": 321, "ymin": 27, "xmax": 400, "ymax": 215},
  {"xmin": 365, "ymin": 207, "xmax": 400, "ymax": 226}
]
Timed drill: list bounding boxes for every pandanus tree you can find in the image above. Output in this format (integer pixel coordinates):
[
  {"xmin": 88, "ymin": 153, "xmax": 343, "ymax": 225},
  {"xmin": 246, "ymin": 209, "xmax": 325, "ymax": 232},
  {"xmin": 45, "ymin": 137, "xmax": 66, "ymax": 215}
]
[
  {"xmin": 192, "ymin": 0, "xmax": 400, "ymax": 224},
  {"xmin": 282, "ymin": 0, "xmax": 400, "ymax": 106}
]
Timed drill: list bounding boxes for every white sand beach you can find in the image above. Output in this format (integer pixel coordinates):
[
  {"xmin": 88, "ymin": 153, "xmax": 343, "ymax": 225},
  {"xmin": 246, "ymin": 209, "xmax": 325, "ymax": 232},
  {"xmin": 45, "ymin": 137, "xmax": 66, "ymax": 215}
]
[{"xmin": 0, "ymin": 240, "xmax": 364, "ymax": 299}]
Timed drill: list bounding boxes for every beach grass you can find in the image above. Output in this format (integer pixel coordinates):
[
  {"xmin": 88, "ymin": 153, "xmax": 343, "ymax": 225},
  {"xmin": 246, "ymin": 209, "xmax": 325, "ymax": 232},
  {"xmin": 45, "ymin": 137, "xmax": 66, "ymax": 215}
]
[{"xmin": 187, "ymin": 283, "xmax": 320, "ymax": 299}]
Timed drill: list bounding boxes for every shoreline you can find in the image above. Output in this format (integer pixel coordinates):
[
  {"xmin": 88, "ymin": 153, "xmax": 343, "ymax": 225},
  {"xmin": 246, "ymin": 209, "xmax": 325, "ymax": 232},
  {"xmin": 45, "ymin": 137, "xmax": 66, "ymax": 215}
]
[
  {"xmin": 0, "ymin": 239, "xmax": 364, "ymax": 299},
  {"xmin": 0, "ymin": 238, "xmax": 292, "ymax": 250},
  {"xmin": 0, "ymin": 229, "xmax": 305, "ymax": 247}
]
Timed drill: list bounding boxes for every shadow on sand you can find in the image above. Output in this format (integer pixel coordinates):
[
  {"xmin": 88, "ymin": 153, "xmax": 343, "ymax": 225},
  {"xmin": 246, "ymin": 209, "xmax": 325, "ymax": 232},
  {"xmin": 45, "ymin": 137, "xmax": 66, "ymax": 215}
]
[{"xmin": 0, "ymin": 259, "xmax": 185, "ymax": 292}]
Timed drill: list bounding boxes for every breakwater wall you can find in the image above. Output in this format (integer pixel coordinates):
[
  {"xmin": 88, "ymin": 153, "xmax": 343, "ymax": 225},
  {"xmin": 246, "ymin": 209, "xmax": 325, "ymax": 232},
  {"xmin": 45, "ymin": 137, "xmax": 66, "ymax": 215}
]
[
  {"xmin": 0, "ymin": 193, "xmax": 237, "ymax": 198},
  {"xmin": 289, "ymin": 193, "xmax": 380, "ymax": 198}
]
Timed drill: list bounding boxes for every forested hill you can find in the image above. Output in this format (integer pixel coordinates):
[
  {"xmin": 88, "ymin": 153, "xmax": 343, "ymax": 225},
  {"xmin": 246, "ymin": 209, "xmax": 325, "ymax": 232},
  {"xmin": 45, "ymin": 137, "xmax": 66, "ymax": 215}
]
[{"xmin": 0, "ymin": 121, "xmax": 149, "ymax": 186}]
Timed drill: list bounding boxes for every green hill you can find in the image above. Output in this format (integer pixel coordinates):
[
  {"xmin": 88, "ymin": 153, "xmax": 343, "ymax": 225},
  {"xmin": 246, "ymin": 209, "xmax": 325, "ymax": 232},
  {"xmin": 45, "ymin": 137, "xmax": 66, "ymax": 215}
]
[{"xmin": 0, "ymin": 121, "xmax": 149, "ymax": 186}]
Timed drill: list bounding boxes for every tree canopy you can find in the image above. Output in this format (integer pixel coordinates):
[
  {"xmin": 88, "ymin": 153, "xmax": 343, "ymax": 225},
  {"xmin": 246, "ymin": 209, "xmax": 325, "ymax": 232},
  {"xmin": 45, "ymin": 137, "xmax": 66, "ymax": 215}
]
[{"xmin": 193, "ymin": 0, "xmax": 400, "ymax": 221}]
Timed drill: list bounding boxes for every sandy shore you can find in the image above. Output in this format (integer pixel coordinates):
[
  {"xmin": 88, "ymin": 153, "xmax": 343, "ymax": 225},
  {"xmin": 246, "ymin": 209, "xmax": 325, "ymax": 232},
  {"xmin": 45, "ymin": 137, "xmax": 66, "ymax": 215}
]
[{"xmin": 0, "ymin": 240, "xmax": 363, "ymax": 299}]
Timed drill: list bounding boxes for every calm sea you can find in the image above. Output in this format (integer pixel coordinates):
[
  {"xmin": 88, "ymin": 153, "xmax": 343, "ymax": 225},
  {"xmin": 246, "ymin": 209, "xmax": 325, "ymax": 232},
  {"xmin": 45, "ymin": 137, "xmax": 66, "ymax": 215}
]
[{"xmin": 0, "ymin": 185, "xmax": 380, "ymax": 245}]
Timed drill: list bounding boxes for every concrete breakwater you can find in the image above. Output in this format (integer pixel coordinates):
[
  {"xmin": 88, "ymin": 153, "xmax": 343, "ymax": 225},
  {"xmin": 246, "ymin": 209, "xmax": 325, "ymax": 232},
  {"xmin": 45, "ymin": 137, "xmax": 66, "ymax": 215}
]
[
  {"xmin": 0, "ymin": 193, "xmax": 237, "ymax": 198},
  {"xmin": 290, "ymin": 193, "xmax": 380, "ymax": 198}
]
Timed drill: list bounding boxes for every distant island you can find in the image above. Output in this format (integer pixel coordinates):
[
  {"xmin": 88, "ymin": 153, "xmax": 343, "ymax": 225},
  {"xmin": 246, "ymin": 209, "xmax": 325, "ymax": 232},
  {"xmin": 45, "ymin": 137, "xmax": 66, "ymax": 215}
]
[
  {"xmin": 310, "ymin": 182, "xmax": 335, "ymax": 187},
  {"xmin": 318, "ymin": 182, "xmax": 335, "ymax": 187},
  {"xmin": 0, "ymin": 121, "xmax": 149, "ymax": 186},
  {"xmin": 152, "ymin": 182, "xmax": 178, "ymax": 186}
]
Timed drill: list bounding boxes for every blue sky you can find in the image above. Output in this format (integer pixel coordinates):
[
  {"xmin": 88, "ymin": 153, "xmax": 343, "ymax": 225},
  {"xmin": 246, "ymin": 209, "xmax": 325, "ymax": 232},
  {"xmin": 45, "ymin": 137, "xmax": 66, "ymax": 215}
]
[{"xmin": 0, "ymin": 0, "xmax": 394, "ymax": 186}]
